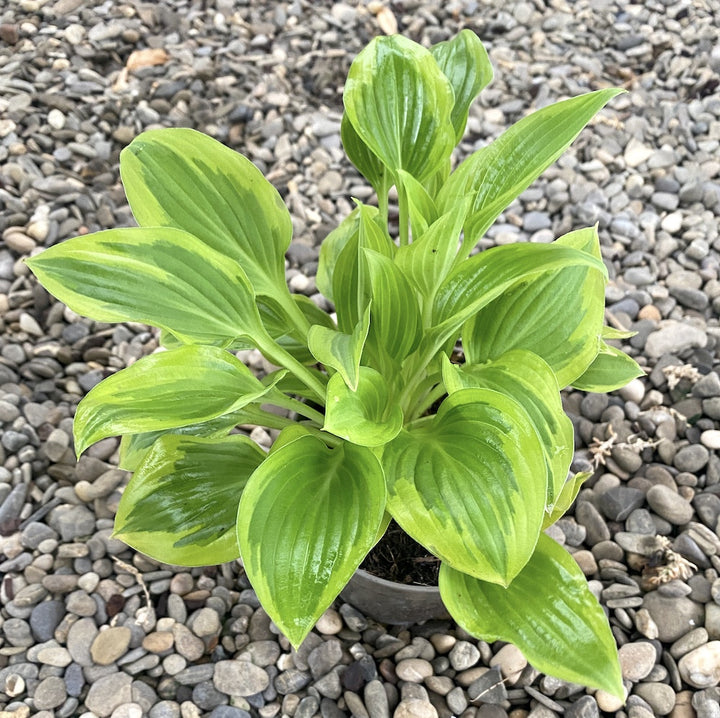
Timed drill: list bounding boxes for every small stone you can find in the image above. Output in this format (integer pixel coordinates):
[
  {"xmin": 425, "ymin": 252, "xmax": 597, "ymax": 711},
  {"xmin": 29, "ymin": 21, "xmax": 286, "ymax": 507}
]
[
  {"xmin": 214, "ymin": 659, "xmax": 270, "ymax": 696},
  {"xmin": 316, "ymin": 608, "xmax": 343, "ymax": 635},
  {"xmin": 449, "ymin": 641, "xmax": 480, "ymax": 671},
  {"xmin": 599, "ymin": 487, "xmax": 646, "ymax": 521},
  {"xmin": 565, "ymin": 695, "xmax": 599, "ymax": 718},
  {"xmin": 393, "ymin": 700, "xmax": 438, "ymax": 718},
  {"xmin": 191, "ymin": 607, "xmax": 221, "ymax": 637},
  {"xmin": 275, "ymin": 669, "xmax": 312, "ymax": 694},
  {"xmin": 173, "ymin": 623, "xmax": 205, "ymax": 661},
  {"xmin": 643, "ymin": 593, "xmax": 704, "ymax": 642},
  {"xmin": 143, "ymin": 631, "xmax": 175, "ymax": 653},
  {"xmin": 619, "ymin": 642, "xmax": 657, "ymax": 681},
  {"xmin": 37, "ymin": 645, "xmax": 72, "ymax": 667},
  {"xmin": 645, "ymin": 321, "xmax": 707, "ymax": 358},
  {"xmin": 678, "ymin": 641, "xmax": 720, "ymax": 688},
  {"xmin": 646, "ymin": 485, "xmax": 694, "ymax": 525},
  {"xmin": 490, "ymin": 644, "xmax": 526, "ymax": 684},
  {"xmin": 632, "ymin": 682, "xmax": 676, "ymax": 715},
  {"xmin": 674, "ymin": 444, "xmax": 709, "ymax": 473},
  {"xmin": 365, "ymin": 679, "xmax": 390, "ymax": 718},
  {"xmin": 671, "ymin": 627, "xmax": 709, "ymax": 659},
  {"xmin": 91, "ymin": 626, "xmax": 132, "ymax": 665},
  {"xmin": 308, "ymin": 638, "xmax": 343, "ymax": 678},
  {"xmin": 467, "ymin": 667, "xmax": 507, "ymax": 703},
  {"xmin": 85, "ymin": 673, "xmax": 133, "ymax": 717},
  {"xmin": 30, "ymin": 600, "xmax": 65, "ymax": 641},
  {"xmin": 33, "ymin": 675, "xmax": 67, "ymax": 710},
  {"xmin": 395, "ymin": 659, "xmax": 433, "ymax": 683}
]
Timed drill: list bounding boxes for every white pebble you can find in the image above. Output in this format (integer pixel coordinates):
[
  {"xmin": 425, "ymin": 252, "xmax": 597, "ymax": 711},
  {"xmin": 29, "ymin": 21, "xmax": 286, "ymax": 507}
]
[{"xmin": 47, "ymin": 109, "xmax": 66, "ymax": 130}]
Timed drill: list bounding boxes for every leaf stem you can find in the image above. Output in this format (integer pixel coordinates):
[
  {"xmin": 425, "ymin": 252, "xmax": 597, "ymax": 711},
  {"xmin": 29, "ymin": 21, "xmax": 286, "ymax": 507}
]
[{"xmin": 267, "ymin": 393, "xmax": 326, "ymax": 425}]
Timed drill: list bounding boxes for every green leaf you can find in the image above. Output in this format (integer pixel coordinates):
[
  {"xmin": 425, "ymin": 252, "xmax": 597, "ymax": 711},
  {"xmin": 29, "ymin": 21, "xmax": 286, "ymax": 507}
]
[
  {"xmin": 395, "ymin": 204, "xmax": 468, "ymax": 304},
  {"xmin": 463, "ymin": 226, "xmax": 607, "ymax": 388},
  {"xmin": 332, "ymin": 204, "xmax": 394, "ymax": 334},
  {"xmin": 114, "ymin": 434, "xmax": 265, "ymax": 566},
  {"xmin": 118, "ymin": 409, "xmax": 247, "ymax": 471},
  {"xmin": 431, "ymin": 29, "xmax": 493, "ymax": 143},
  {"xmin": 397, "ymin": 169, "xmax": 438, "ymax": 241},
  {"xmin": 437, "ymin": 88, "xmax": 624, "ymax": 256},
  {"xmin": 74, "ymin": 345, "xmax": 273, "ymax": 456},
  {"xmin": 603, "ymin": 325, "xmax": 637, "ymax": 340},
  {"xmin": 308, "ymin": 305, "xmax": 370, "ymax": 391},
  {"xmin": 382, "ymin": 388, "xmax": 547, "ymax": 586},
  {"xmin": 423, "ymin": 242, "xmax": 607, "ymax": 362},
  {"xmin": 259, "ymin": 294, "xmax": 336, "ymax": 365},
  {"xmin": 317, "ymin": 209, "xmax": 361, "ymax": 302},
  {"xmin": 543, "ymin": 471, "xmax": 592, "ymax": 529},
  {"xmin": 572, "ymin": 342, "xmax": 645, "ymax": 392},
  {"xmin": 439, "ymin": 533, "xmax": 623, "ymax": 698},
  {"xmin": 364, "ymin": 249, "xmax": 422, "ymax": 364},
  {"xmin": 441, "ymin": 350, "xmax": 572, "ymax": 505},
  {"xmin": 25, "ymin": 227, "xmax": 266, "ymax": 346},
  {"xmin": 120, "ymin": 127, "xmax": 291, "ymax": 299},
  {"xmin": 323, "ymin": 367, "xmax": 403, "ymax": 447},
  {"xmin": 343, "ymin": 35, "xmax": 455, "ymax": 182},
  {"xmin": 341, "ymin": 114, "xmax": 385, "ymax": 194},
  {"xmin": 237, "ymin": 435, "xmax": 386, "ymax": 647}
]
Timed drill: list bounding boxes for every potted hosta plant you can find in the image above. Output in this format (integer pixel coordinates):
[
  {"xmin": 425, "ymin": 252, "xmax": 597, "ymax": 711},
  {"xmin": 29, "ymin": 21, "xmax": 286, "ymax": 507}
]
[{"xmin": 27, "ymin": 31, "xmax": 642, "ymax": 699}]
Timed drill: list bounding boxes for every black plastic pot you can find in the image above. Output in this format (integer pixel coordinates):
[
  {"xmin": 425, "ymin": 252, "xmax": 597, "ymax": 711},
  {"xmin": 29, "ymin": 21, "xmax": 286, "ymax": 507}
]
[{"xmin": 340, "ymin": 569, "xmax": 451, "ymax": 625}]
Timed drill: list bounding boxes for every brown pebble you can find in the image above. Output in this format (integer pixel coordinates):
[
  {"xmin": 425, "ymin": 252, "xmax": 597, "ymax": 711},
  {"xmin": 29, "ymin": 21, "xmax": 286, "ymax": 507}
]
[
  {"xmin": 143, "ymin": 631, "xmax": 175, "ymax": 653},
  {"xmin": 638, "ymin": 304, "xmax": 661, "ymax": 321},
  {"xmin": 0, "ymin": 24, "xmax": 19, "ymax": 44}
]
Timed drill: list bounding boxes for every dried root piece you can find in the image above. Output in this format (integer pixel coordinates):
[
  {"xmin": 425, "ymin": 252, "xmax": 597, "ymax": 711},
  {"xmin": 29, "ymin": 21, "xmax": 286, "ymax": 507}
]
[
  {"xmin": 663, "ymin": 363, "xmax": 701, "ymax": 391},
  {"xmin": 589, "ymin": 425, "xmax": 617, "ymax": 468},
  {"xmin": 641, "ymin": 536, "xmax": 697, "ymax": 588}
]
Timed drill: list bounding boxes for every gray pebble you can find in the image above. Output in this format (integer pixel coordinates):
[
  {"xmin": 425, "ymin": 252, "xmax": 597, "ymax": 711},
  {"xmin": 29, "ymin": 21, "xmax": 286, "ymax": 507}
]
[{"xmin": 646, "ymin": 484, "xmax": 694, "ymax": 525}]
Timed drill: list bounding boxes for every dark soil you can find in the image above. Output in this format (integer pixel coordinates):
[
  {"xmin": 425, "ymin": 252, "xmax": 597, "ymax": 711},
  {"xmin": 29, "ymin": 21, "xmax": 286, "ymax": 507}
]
[{"xmin": 360, "ymin": 521, "xmax": 441, "ymax": 586}]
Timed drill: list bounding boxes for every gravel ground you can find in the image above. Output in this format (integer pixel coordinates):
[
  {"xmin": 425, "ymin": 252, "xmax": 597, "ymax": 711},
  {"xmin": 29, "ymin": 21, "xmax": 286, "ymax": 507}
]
[{"xmin": 2, "ymin": 0, "xmax": 720, "ymax": 716}]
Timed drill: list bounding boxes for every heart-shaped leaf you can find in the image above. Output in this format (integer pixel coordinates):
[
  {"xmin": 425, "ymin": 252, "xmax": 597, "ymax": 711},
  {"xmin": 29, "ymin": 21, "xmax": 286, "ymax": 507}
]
[
  {"xmin": 441, "ymin": 350, "xmax": 572, "ymax": 505},
  {"xmin": 120, "ymin": 127, "xmax": 291, "ymax": 300},
  {"xmin": 343, "ymin": 34, "xmax": 455, "ymax": 182},
  {"xmin": 439, "ymin": 533, "xmax": 623, "ymax": 698},
  {"xmin": 26, "ymin": 227, "xmax": 266, "ymax": 346},
  {"xmin": 431, "ymin": 29, "xmax": 493, "ymax": 143},
  {"xmin": 323, "ymin": 367, "xmax": 403, "ymax": 447},
  {"xmin": 74, "ymin": 345, "xmax": 273, "ymax": 456},
  {"xmin": 114, "ymin": 434, "xmax": 265, "ymax": 566},
  {"xmin": 462, "ymin": 226, "xmax": 607, "ymax": 388},
  {"xmin": 237, "ymin": 435, "xmax": 386, "ymax": 647},
  {"xmin": 382, "ymin": 388, "xmax": 547, "ymax": 585}
]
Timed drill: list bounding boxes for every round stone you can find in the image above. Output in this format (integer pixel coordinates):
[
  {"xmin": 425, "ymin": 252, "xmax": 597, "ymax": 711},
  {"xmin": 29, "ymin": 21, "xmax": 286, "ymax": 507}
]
[
  {"xmin": 85, "ymin": 673, "xmax": 133, "ymax": 717},
  {"xmin": 618, "ymin": 642, "xmax": 656, "ymax": 681},
  {"xmin": 33, "ymin": 676, "xmax": 67, "ymax": 710},
  {"xmin": 678, "ymin": 641, "xmax": 720, "ymax": 688},
  {"xmin": 490, "ymin": 644, "xmax": 527, "ymax": 684},
  {"xmin": 213, "ymin": 659, "xmax": 270, "ymax": 696},
  {"xmin": 395, "ymin": 658, "xmax": 433, "ymax": 683},
  {"xmin": 632, "ymin": 682, "xmax": 676, "ymax": 715},
  {"xmin": 191, "ymin": 607, "xmax": 221, "ymax": 637},
  {"xmin": 90, "ymin": 626, "xmax": 132, "ymax": 665},
  {"xmin": 315, "ymin": 608, "xmax": 343, "ymax": 635},
  {"xmin": 674, "ymin": 444, "xmax": 709, "ymax": 473},
  {"xmin": 646, "ymin": 485, "xmax": 694, "ymax": 525},
  {"xmin": 393, "ymin": 700, "xmax": 438, "ymax": 718},
  {"xmin": 449, "ymin": 641, "xmax": 481, "ymax": 671},
  {"xmin": 642, "ymin": 593, "xmax": 704, "ymax": 642}
]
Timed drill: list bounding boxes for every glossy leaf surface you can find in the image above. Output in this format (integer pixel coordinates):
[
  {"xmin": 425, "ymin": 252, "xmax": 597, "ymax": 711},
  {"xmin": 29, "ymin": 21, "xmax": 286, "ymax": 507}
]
[
  {"xmin": 343, "ymin": 35, "xmax": 455, "ymax": 182},
  {"xmin": 324, "ymin": 367, "xmax": 403, "ymax": 446},
  {"xmin": 397, "ymin": 169, "xmax": 438, "ymax": 240},
  {"xmin": 237, "ymin": 435, "xmax": 386, "ymax": 647},
  {"xmin": 118, "ymin": 409, "xmax": 247, "ymax": 472},
  {"xmin": 463, "ymin": 227, "xmax": 606, "ymax": 388},
  {"xmin": 543, "ymin": 472, "xmax": 592, "ymax": 529},
  {"xmin": 341, "ymin": 114, "xmax": 385, "ymax": 193},
  {"xmin": 308, "ymin": 305, "xmax": 370, "ymax": 391},
  {"xmin": 74, "ymin": 345, "xmax": 270, "ymax": 456},
  {"xmin": 383, "ymin": 389, "xmax": 546, "ymax": 585},
  {"xmin": 439, "ymin": 533, "xmax": 623, "ymax": 698},
  {"xmin": 437, "ymin": 89, "xmax": 623, "ymax": 254},
  {"xmin": 424, "ymin": 242, "xmax": 606, "ymax": 360},
  {"xmin": 121, "ymin": 127, "xmax": 291, "ymax": 298},
  {"xmin": 26, "ymin": 227, "xmax": 265, "ymax": 346},
  {"xmin": 431, "ymin": 29, "xmax": 493, "ymax": 142},
  {"xmin": 572, "ymin": 342, "xmax": 644, "ymax": 392},
  {"xmin": 115, "ymin": 434, "xmax": 265, "ymax": 566},
  {"xmin": 442, "ymin": 350, "xmax": 572, "ymax": 505}
]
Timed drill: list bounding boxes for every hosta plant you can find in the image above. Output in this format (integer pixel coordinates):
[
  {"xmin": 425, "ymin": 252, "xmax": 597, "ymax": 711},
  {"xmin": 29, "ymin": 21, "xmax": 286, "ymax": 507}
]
[{"xmin": 28, "ymin": 31, "xmax": 642, "ymax": 698}]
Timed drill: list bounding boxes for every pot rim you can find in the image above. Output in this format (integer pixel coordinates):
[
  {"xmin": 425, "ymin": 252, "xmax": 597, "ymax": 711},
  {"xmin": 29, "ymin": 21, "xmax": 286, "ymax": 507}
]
[{"xmin": 352, "ymin": 567, "xmax": 441, "ymax": 594}]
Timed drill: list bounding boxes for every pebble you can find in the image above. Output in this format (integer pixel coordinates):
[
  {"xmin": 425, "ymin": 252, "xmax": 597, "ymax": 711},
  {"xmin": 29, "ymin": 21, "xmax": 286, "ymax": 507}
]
[
  {"xmin": 214, "ymin": 660, "xmax": 270, "ymax": 696},
  {"xmin": 618, "ymin": 641, "xmax": 657, "ymax": 681},
  {"xmin": 90, "ymin": 626, "xmax": 132, "ymax": 665},
  {"xmin": 646, "ymin": 485, "xmax": 694, "ymax": 525},
  {"xmin": 678, "ymin": 642, "xmax": 720, "ymax": 688}
]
